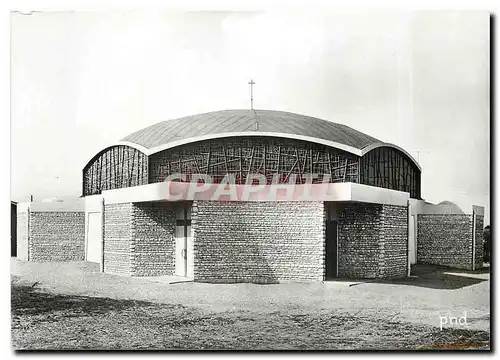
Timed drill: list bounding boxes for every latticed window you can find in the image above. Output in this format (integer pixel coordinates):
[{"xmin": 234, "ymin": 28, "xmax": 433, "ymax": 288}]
[
  {"xmin": 149, "ymin": 136, "xmax": 360, "ymax": 185},
  {"xmin": 359, "ymin": 146, "xmax": 421, "ymax": 199},
  {"xmin": 83, "ymin": 145, "xmax": 148, "ymax": 196}
]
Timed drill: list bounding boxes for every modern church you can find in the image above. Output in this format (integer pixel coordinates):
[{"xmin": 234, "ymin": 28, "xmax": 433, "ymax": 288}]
[{"xmin": 17, "ymin": 109, "xmax": 485, "ymax": 283}]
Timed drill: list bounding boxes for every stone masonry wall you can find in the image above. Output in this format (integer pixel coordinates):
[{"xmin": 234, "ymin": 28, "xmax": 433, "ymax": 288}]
[
  {"xmin": 474, "ymin": 215, "xmax": 484, "ymax": 270},
  {"xmin": 16, "ymin": 212, "xmax": 29, "ymax": 261},
  {"xmin": 417, "ymin": 214, "xmax": 473, "ymax": 270},
  {"xmin": 28, "ymin": 212, "xmax": 85, "ymax": 262},
  {"xmin": 192, "ymin": 201, "xmax": 325, "ymax": 283},
  {"xmin": 104, "ymin": 203, "xmax": 133, "ymax": 276},
  {"xmin": 337, "ymin": 203, "xmax": 408, "ymax": 279},
  {"xmin": 131, "ymin": 202, "xmax": 176, "ymax": 276},
  {"xmin": 337, "ymin": 203, "xmax": 383, "ymax": 279},
  {"xmin": 380, "ymin": 205, "xmax": 408, "ymax": 277}
]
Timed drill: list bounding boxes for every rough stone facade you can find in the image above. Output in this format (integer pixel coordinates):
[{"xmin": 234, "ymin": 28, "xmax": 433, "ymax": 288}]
[
  {"xmin": 104, "ymin": 203, "xmax": 133, "ymax": 276},
  {"xmin": 192, "ymin": 201, "xmax": 325, "ymax": 283},
  {"xmin": 95, "ymin": 197, "xmax": 417, "ymax": 281},
  {"xmin": 417, "ymin": 214, "xmax": 475, "ymax": 270},
  {"xmin": 474, "ymin": 215, "xmax": 484, "ymax": 270},
  {"xmin": 380, "ymin": 205, "xmax": 409, "ymax": 277},
  {"xmin": 131, "ymin": 202, "xmax": 176, "ymax": 276},
  {"xmin": 101, "ymin": 200, "xmax": 408, "ymax": 281},
  {"xmin": 337, "ymin": 203, "xmax": 407, "ymax": 279},
  {"xmin": 103, "ymin": 202, "xmax": 176, "ymax": 277},
  {"xmin": 337, "ymin": 203, "xmax": 382, "ymax": 278},
  {"xmin": 18, "ymin": 212, "xmax": 85, "ymax": 262}
]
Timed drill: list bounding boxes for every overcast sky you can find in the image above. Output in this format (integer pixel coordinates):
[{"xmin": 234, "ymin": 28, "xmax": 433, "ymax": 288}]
[{"xmin": 10, "ymin": 10, "xmax": 490, "ymax": 223}]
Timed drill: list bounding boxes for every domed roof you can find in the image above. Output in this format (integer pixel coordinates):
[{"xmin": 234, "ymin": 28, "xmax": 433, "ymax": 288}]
[
  {"xmin": 121, "ymin": 109, "xmax": 380, "ymax": 150},
  {"xmin": 117, "ymin": 109, "xmax": 420, "ymax": 169},
  {"xmin": 436, "ymin": 201, "xmax": 465, "ymax": 214}
]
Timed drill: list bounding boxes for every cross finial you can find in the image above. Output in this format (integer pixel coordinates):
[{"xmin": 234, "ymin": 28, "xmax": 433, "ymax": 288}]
[{"xmin": 248, "ymin": 79, "xmax": 255, "ymax": 110}]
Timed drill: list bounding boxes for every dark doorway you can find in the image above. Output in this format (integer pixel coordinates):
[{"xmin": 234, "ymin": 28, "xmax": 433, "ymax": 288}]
[
  {"xmin": 325, "ymin": 220, "xmax": 338, "ymax": 279},
  {"xmin": 11, "ymin": 202, "xmax": 17, "ymax": 257}
]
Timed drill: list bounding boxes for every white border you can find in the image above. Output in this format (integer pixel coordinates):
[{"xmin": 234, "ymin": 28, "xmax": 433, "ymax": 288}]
[{"xmin": 5, "ymin": 2, "xmax": 496, "ymax": 358}]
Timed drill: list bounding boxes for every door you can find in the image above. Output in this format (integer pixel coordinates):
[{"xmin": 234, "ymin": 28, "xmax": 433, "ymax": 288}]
[
  {"xmin": 86, "ymin": 212, "xmax": 102, "ymax": 263},
  {"xmin": 175, "ymin": 203, "xmax": 191, "ymax": 277},
  {"xmin": 325, "ymin": 220, "xmax": 338, "ymax": 279}
]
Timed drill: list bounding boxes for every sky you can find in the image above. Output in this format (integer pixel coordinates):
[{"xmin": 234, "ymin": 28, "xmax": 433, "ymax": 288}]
[{"xmin": 10, "ymin": 10, "xmax": 490, "ymax": 224}]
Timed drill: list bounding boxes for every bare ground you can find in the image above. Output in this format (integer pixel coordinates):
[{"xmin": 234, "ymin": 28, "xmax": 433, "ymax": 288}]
[{"xmin": 10, "ymin": 259, "xmax": 490, "ymax": 350}]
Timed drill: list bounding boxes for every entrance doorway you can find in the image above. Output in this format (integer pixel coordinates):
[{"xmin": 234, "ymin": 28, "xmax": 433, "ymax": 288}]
[
  {"xmin": 325, "ymin": 220, "xmax": 338, "ymax": 279},
  {"xmin": 175, "ymin": 202, "xmax": 192, "ymax": 277}
]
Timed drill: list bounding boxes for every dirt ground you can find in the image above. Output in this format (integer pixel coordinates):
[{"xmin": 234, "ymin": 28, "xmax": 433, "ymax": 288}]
[{"xmin": 10, "ymin": 258, "xmax": 490, "ymax": 350}]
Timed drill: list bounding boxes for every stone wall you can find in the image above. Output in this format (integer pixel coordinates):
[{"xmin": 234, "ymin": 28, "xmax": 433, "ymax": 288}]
[
  {"xmin": 103, "ymin": 202, "xmax": 176, "ymax": 277},
  {"xmin": 380, "ymin": 205, "xmax": 408, "ymax": 277},
  {"xmin": 417, "ymin": 214, "xmax": 474, "ymax": 269},
  {"xmin": 192, "ymin": 201, "xmax": 325, "ymax": 283},
  {"xmin": 337, "ymin": 203, "xmax": 383, "ymax": 278},
  {"xmin": 474, "ymin": 214, "xmax": 484, "ymax": 270},
  {"xmin": 27, "ymin": 212, "xmax": 85, "ymax": 262},
  {"xmin": 104, "ymin": 203, "xmax": 133, "ymax": 276},
  {"xmin": 336, "ymin": 203, "xmax": 408, "ymax": 279},
  {"xmin": 131, "ymin": 202, "xmax": 176, "ymax": 276},
  {"xmin": 98, "ymin": 200, "xmax": 409, "ymax": 281}
]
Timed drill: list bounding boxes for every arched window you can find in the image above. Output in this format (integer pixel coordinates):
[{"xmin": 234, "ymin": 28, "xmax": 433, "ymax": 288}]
[
  {"xmin": 82, "ymin": 145, "xmax": 148, "ymax": 196},
  {"xmin": 149, "ymin": 136, "xmax": 360, "ymax": 185},
  {"xmin": 360, "ymin": 147, "xmax": 421, "ymax": 199}
]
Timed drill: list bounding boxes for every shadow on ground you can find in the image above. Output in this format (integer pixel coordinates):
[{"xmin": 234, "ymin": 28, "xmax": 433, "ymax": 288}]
[
  {"xmin": 11, "ymin": 278, "xmax": 490, "ymax": 350},
  {"xmin": 344, "ymin": 264, "xmax": 489, "ymax": 290},
  {"xmin": 11, "ymin": 278, "xmax": 184, "ymax": 319}
]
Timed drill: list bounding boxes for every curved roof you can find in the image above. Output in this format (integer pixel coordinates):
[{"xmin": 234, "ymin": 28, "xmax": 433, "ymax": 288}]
[
  {"xmin": 122, "ymin": 109, "xmax": 380, "ymax": 149},
  {"xmin": 436, "ymin": 201, "xmax": 465, "ymax": 214},
  {"xmin": 117, "ymin": 109, "xmax": 420, "ymax": 170}
]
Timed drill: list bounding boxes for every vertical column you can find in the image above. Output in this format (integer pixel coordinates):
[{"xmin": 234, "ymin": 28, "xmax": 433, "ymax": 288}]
[
  {"xmin": 27, "ymin": 207, "xmax": 31, "ymax": 261},
  {"xmin": 407, "ymin": 200, "xmax": 411, "ymax": 277},
  {"xmin": 472, "ymin": 211, "xmax": 476, "ymax": 271},
  {"xmin": 100, "ymin": 198, "xmax": 105, "ymax": 272}
]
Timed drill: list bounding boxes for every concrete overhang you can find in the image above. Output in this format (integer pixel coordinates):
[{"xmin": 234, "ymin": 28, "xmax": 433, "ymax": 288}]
[{"xmin": 101, "ymin": 181, "xmax": 410, "ymax": 207}]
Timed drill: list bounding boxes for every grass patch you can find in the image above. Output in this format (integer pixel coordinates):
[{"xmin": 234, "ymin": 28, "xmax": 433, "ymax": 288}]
[{"xmin": 11, "ymin": 280, "xmax": 490, "ymax": 351}]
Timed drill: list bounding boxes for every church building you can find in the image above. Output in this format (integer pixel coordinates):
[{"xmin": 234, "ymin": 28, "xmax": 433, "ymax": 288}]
[{"xmin": 17, "ymin": 109, "xmax": 484, "ymax": 282}]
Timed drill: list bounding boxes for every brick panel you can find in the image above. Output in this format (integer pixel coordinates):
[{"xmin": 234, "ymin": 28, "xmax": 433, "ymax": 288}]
[
  {"xmin": 192, "ymin": 201, "xmax": 325, "ymax": 283},
  {"xmin": 380, "ymin": 205, "xmax": 408, "ymax": 277},
  {"xmin": 337, "ymin": 203, "xmax": 383, "ymax": 279},
  {"xmin": 474, "ymin": 215, "xmax": 484, "ymax": 269},
  {"xmin": 28, "ymin": 212, "xmax": 85, "ymax": 262},
  {"xmin": 337, "ymin": 203, "xmax": 407, "ymax": 279},
  {"xmin": 104, "ymin": 203, "xmax": 133, "ymax": 276},
  {"xmin": 131, "ymin": 202, "xmax": 176, "ymax": 276},
  {"xmin": 417, "ymin": 214, "xmax": 473, "ymax": 269}
]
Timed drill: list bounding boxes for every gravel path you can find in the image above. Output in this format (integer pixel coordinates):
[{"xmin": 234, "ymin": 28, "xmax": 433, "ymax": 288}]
[{"xmin": 11, "ymin": 258, "xmax": 490, "ymax": 333}]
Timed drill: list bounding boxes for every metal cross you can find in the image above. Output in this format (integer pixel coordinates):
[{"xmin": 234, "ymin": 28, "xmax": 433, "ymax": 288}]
[{"xmin": 248, "ymin": 79, "xmax": 255, "ymax": 110}]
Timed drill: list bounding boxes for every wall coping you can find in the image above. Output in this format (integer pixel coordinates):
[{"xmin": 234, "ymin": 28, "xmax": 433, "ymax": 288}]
[{"xmin": 17, "ymin": 200, "xmax": 84, "ymax": 213}]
